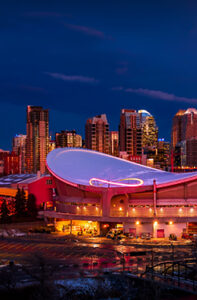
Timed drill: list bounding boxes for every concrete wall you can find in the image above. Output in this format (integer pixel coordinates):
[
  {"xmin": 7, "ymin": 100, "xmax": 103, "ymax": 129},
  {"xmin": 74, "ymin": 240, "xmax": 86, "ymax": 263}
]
[
  {"xmin": 123, "ymin": 221, "xmax": 186, "ymax": 238},
  {"xmin": 124, "ymin": 222, "xmax": 153, "ymax": 235}
]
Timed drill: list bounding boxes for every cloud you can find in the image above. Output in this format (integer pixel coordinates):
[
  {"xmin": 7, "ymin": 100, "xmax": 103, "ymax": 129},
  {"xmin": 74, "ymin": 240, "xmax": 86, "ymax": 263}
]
[
  {"xmin": 45, "ymin": 72, "xmax": 99, "ymax": 84},
  {"xmin": 64, "ymin": 23, "xmax": 111, "ymax": 39},
  {"xmin": 112, "ymin": 87, "xmax": 197, "ymax": 104}
]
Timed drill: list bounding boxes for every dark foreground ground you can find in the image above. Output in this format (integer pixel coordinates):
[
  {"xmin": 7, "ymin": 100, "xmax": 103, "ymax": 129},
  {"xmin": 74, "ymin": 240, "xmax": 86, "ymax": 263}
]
[
  {"xmin": 0, "ymin": 226, "xmax": 196, "ymax": 300},
  {"xmin": 0, "ymin": 273, "xmax": 196, "ymax": 300}
]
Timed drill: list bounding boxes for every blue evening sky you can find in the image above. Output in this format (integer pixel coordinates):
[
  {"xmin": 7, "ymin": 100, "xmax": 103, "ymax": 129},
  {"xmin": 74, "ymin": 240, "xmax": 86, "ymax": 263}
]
[{"xmin": 1, "ymin": 0, "xmax": 197, "ymax": 149}]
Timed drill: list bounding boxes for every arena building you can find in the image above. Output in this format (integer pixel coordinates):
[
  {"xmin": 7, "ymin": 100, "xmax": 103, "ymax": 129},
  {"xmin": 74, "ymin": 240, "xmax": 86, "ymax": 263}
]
[{"xmin": 46, "ymin": 148, "xmax": 197, "ymax": 238}]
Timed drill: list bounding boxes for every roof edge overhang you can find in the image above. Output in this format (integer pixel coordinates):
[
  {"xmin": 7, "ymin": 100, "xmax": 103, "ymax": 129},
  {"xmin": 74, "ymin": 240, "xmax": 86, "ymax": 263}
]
[{"xmin": 157, "ymin": 174, "xmax": 197, "ymax": 189}]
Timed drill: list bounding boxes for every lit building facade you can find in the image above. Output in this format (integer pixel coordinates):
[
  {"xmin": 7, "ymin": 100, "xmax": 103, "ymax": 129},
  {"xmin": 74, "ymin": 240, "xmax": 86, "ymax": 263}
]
[
  {"xmin": 171, "ymin": 108, "xmax": 197, "ymax": 168},
  {"xmin": 110, "ymin": 131, "xmax": 119, "ymax": 156},
  {"xmin": 119, "ymin": 109, "xmax": 142, "ymax": 157},
  {"xmin": 139, "ymin": 110, "xmax": 158, "ymax": 149},
  {"xmin": 45, "ymin": 148, "xmax": 197, "ymax": 238},
  {"xmin": 26, "ymin": 106, "xmax": 49, "ymax": 174},
  {"xmin": 56, "ymin": 130, "xmax": 82, "ymax": 148},
  {"xmin": 85, "ymin": 114, "xmax": 110, "ymax": 154},
  {"xmin": 12, "ymin": 134, "xmax": 26, "ymax": 174},
  {"xmin": 144, "ymin": 139, "xmax": 170, "ymax": 171},
  {"xmin": 49, "ymin": 138, "xmax": 56, "ymax": 153},
  {"xmin": 0, "ymin": 173, "xmax": 55, "ymax": 213},
  {"xmin": 0, "ymin": 151, "xmax": 19, "ymax": 175},
  {"xmin": 171, "ymin": 110, "xmax": 186, "ymax": 148}
]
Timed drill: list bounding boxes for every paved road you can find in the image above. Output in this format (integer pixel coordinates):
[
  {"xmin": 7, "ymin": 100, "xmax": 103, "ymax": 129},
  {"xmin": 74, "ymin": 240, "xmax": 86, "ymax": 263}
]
[{"xmin": 0, "ymin": 235, "xmax": 194, "ymax": 272}]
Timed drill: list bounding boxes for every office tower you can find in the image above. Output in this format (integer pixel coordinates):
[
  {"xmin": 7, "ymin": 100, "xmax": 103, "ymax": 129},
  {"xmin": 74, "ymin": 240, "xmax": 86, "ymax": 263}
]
[
  {"xmin": 171, "ymin": 108, "xmax": 197, "ymax": 168},
  {"xmin": 26, "ymin": 106, "xmax": 49, "ymax": 174},
  {"xmin": 85, "ymin": 114, "xmax": 110, "ymax": 154},
  {"xmin": 119, "ymin": 109, "xmax": 142, "ymax": 156},
  {"xmin": 55, "ymin": 130, "xmax": 82, "ymax": 148},
  {"xmin": 12, "ymin": 134, "xmax": 26, "ymax": 173},
  {"xmin": 138, "ymin": 110, "xmax": 158, "ymax": 148},
  {"xmin": 110, "ymin": 131, "xmax": 119, "ymax": 156},
  {"xmin": 156, "ymin": 139, "xmax": 170, "ymax": 170},
  {"xmin": 0, "ymin": 150, "xmax": 19, "ymax": 175},
  {"xmin": 171, "ymin": 110, "xmax": 186, "ymax": 148},
  {"xmin": 0, "ymin": 150, "xmax": 8, "ymax": 176}
]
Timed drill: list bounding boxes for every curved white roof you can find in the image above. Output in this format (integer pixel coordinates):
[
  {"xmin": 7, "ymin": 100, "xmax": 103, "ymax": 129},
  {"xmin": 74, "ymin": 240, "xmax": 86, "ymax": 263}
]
[{"xmin": 46, "ymin": 148, "xmax": 197, "ymax": 188}]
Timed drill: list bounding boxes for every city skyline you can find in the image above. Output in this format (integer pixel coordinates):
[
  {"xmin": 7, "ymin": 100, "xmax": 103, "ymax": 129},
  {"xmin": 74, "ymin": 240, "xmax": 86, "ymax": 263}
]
[
  {"xmin": 1, "ymin": 105, "xmax": 196, "ymax": 151},
  {"xmin": 1, "ymin": 1, "xmax": 197, "ymax": 149}
]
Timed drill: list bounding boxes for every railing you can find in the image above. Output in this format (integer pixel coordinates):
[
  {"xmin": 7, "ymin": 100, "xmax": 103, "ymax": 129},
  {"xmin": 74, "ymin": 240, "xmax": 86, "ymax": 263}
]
[
  {"xmin": 110, "ymin": 207, "xmax": 197, "ymax": 218},
  {"xmin": 55, "ymin": 203, "xmax": 102, "ymax": 216},
  {"xmin": 141, "ymin": 259, "xmax": 197, "ymax": 293}
]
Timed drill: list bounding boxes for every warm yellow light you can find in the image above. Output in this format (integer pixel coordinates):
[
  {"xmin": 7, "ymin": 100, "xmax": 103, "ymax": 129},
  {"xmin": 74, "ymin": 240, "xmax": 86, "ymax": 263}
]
[
  {"xmin": 169, "ymin": 221, "xmax": 173, "ymax": 225},
  {"xmin": 190, "ymin": 208, "xmax": 194, "ymax": 212},
  {"xmin": 160, "ymin": 208, "xmax": 163, "ymax": 211},
  {"xmin": 132, "ymin": 208, "xmax": 135, "ymax": 211},
  {"xmin": 154, "ymin": 221, "xmax": 158, "ymax": 226},
  {"xmin": 96, "ymin": 207, "xmax": 98, "ymax": 210},
  {"xmin": 149, "ymin": 208, "xmax": 152, "ymax": 212},
  {"xmin": 83, "ymin": 206, "xmax": 86, "ymax": 209},
  {"xmin": 179, "ymin": 208, "xmax": 183, "ymax": 212},
  {"xmin": 136, "ymin": 221, "xmax": 140, "ymax": 225},
  {"xmin": 77, "ymin": 206, "xmax": 79, "ymax": 209},
  {"xmin": 119, "ymin": 207, "xmax": 122, "ymax": 211}
]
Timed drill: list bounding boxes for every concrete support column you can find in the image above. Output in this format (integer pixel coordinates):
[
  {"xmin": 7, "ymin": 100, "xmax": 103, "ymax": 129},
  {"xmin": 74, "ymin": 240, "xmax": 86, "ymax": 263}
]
[
  {"xmin": 153, "ymin": 180, "xmax": 157, "ymax": 217},
  {"xmin": 102, "ymin": 189, "xmax": 113, "ymax": 217}
]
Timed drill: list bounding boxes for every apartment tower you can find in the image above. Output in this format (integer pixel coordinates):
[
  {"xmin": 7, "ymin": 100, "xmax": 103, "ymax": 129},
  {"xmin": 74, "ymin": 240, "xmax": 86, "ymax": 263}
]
[
  {"xmin": 12, "ymin": 134, "xmax": 26, "ymax": 174},
  {"xmin": 26, "ymin": 106, "xmax": 49, "ymax": 174},
  {"xmin": 56, "ymin": 130, "xmax": 82, "ymax": 148},
  {"xmin": 119, "ymin": 109, "xmax": 142, "ymax": 156},
  {"xmin": 171, "ymin": 108, "xmax": 197, "ymax": 167},
  {"xmin": 85, "ymin": 114, "xmax": 110, "ymax": 154}
]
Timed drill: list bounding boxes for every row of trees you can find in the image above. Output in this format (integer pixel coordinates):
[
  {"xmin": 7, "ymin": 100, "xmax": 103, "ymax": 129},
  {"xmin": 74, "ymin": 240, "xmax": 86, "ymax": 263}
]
[{"xmin": 0, "ymin": 188, "xmax": 37, "ymax": 223}]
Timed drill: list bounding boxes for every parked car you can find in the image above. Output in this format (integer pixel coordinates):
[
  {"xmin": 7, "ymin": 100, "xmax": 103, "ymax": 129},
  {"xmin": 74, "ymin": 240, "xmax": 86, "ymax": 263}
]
[
  {"xmin": 141, "ymin": 233, "xmax": 151, "ymax": 240},
  {"xmin": 169, "ymin": 233, "xmax": 177, "ymax": 241},
  {"xmin": 182, "ymin": 233, "xmax": 192, "ymax": 239},
  {"xmin": 128, "ymin": 233, "xmax": 135, "ymax": 239}
]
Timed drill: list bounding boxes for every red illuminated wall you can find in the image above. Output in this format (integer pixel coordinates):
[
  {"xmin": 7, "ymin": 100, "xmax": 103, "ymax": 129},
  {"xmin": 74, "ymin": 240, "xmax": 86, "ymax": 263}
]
[{"xmin": 27, "ymin": 176, "xmax": 56, "ymax": 209}]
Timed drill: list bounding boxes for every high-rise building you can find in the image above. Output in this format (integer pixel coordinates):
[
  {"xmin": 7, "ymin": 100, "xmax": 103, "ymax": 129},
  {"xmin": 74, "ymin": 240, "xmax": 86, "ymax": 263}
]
[
  {"xmin": 0, "ymin": 150, "xmax": 19, "ymax": 175},
  {"xmin": 171, "ymin": 108, "xmax": 197, "ymax": 168},
  {"xmin": 12, "ymin": 134, "xmax": 26, "ymax": 174},
  {"xmin": 171, "ymin": 110, "xmax": 186, "ymax": 148},
  {"xmin": 110, "ymin": 131, "xmax": 119, "ymax": 156},
  {"xmin": 156, "ymin": 139, "xmax": 170, "ymax": 170},
  {"xmin": 139, "ymin": 110, "xmax": 158, "ymax": 148},
  {"xmin": 55, "ymin": 130, "xmax": 82, "ymax": 148},
  {"xmin": 119, "ymin": 109, "xmax": 142, "ymax": 156},
  {"xmin": 26, "ymin": 106, "xmax": 49, "ymax": 174},
  {"xmin": 85, "ymin": 114, "xmax": 110, "ymax": 154}
]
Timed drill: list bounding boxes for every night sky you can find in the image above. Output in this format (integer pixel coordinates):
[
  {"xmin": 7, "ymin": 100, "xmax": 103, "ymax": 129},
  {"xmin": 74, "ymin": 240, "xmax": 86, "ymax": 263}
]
[{"xmin": 1, "ymin": 0, "xmax": 197, "ymax": 150}]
